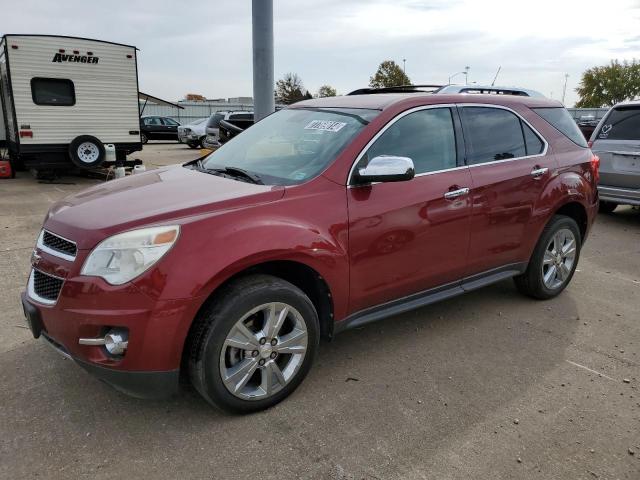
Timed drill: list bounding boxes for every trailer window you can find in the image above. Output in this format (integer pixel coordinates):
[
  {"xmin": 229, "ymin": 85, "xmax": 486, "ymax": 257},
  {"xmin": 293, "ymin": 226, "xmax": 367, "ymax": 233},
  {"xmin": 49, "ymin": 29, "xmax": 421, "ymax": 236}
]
[{"xmin": 31, "ymin": 78, "xmax": 75, "ymax": 106}]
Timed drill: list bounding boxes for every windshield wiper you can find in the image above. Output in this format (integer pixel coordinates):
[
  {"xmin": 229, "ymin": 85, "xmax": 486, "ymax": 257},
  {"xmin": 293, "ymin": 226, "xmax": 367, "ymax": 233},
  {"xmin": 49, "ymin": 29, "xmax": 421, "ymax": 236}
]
[{"xmin": 209, "ymin": 166, "xmax": 264, "ymax": 185}]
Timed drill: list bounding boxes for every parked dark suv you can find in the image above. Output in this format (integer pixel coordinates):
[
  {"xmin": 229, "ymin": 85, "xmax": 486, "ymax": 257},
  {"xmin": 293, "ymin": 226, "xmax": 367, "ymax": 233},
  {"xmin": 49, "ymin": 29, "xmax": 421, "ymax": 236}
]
[
  {"xmin": 140, "ymin": 116, "xmax": 180, "ymax": 144},
  {"xmin": 22, "ymin": 92, "xmax": 598, "ymax": 413}
]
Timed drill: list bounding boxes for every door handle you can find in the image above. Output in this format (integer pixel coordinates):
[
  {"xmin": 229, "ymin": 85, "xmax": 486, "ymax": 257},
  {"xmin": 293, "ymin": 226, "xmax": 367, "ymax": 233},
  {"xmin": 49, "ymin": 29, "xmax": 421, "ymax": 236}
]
[
  {"xmin": 443, "ymin": 187, "xmax": 470, "ymax": 199},
  {"xmin": 531, "ymin": 167, "xmax": 549, "ymax": 178}
]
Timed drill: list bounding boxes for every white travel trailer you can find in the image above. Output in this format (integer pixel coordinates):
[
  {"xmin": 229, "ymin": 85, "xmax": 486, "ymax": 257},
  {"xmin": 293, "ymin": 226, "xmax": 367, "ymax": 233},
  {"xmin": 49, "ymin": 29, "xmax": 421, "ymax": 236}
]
[{"xmin": 0, "ymin": 35, "xmax": 142, "ymax": 171}]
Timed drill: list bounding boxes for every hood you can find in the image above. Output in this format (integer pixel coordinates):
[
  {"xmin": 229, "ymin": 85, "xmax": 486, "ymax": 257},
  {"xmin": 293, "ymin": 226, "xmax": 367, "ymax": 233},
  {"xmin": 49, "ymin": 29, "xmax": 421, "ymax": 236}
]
[{"xmin": 45, "ymin": 165, "xmax": 284, "ymax": 249}]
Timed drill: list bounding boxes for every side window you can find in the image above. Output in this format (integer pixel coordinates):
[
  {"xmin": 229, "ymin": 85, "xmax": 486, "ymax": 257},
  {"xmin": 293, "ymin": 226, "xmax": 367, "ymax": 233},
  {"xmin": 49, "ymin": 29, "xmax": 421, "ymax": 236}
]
[
  {"xmin": 522, "ymin": 122, "xmax": 544, "ymax": 155},
  {"xmin": 363, "ymin": 108, "xmax": 457, "ymax": 175},
  {"xmin": 31, "ymin": 78, "xmax": 75, "ymax": 106},
  {"xmin": 461, "ymin": 107, "xmax": 526, "ymax": 164},
  {"xmin": 144, "ymin": 117, "xmax": 161, "ymax": 126},
  {"xmin": 162, "ymin": 118, "xmax": 179, "ymax": 126}
]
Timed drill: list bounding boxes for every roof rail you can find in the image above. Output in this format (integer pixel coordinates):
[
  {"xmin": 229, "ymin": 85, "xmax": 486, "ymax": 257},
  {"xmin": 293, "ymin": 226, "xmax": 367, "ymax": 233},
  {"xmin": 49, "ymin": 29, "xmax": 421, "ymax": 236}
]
[{"xmin": 347, "ymin": 84, "xmax": 443, "ymax": 95}]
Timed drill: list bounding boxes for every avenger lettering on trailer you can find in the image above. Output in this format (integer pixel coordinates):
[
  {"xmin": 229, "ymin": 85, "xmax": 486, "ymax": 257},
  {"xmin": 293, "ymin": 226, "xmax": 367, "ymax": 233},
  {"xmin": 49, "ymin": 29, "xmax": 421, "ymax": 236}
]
[{"xmin": 52, "ymin": 53, "xmax": 99, "ymax": 64}]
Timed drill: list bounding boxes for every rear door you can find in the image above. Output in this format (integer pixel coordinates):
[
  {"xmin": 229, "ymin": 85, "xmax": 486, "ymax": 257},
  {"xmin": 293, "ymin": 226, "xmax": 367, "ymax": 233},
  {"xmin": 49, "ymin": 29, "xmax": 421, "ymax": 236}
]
[
  {"xmin": 143, "ymin": 117, "xmax": 164, "ymax": 139},
  {"xmin": 459, "ymin": 105, "xmax": 555, "ymax": 276},
  {"xmin": 590, "ymin": 105, "xmax": 640, "ymax": 189},
  {"xmin": 347, "ymin": 106, "xmax": 473, "ymax": 313}
]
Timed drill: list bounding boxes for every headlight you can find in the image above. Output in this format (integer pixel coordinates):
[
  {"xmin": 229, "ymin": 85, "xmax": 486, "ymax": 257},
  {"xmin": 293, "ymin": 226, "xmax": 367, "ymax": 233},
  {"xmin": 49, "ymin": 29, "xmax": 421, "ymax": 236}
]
[{"xmin": 81, "ymin": 226, "xmax": 180, "ymax": 285}]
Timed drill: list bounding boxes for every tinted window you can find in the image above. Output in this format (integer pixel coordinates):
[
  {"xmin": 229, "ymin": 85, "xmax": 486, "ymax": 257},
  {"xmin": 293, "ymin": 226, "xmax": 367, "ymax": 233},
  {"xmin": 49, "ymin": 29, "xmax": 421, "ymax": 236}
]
[
  {"xmin": 533, "ymin": 107, "xmax": 588, "ymax": 147},
  {"xmin": 596, "ymin": 107, "xmax": 640, "ymax": 141},
  {"xmin": 31, "ymin": 78, "xmax": 75, "ymax": 106},
  {"xmin": 364, "ymin": 108, "xmax": 457, "ymax": 174},
  {"xmin": 162, "ymin": 118, "xmax": 179, "ymax": 126},
  {"xmin": 461, "ymin": 107, "xmax": 526, "ymax": 164},
  {"xmin": 144, "ymin": 117, "xmax": 161, "ymax": 126},
  {"xmin": 230, "ymin": 113, "xmax": 253, "ymax": 120},
  {"xmin": 523, "ymin": 123, "xmax": 544, "ymax": 155}
]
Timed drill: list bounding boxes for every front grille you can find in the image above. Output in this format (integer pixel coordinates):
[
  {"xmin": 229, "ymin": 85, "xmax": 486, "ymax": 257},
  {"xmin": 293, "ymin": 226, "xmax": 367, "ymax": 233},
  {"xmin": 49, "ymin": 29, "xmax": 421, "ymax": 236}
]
[
  {"xmin": 43, "ymin": 231, "xmax": 77, "ymax": 257},
  {"xmin": 33, "ymin": 270, "xmax": 64, "ymax": 301}
]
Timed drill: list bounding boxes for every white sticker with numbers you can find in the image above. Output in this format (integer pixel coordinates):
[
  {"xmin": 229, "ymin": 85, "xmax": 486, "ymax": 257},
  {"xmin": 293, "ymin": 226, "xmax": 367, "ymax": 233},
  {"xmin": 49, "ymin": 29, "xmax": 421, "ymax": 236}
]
[{"xmin": 304, "ymin": 120, "xmax": 347, "ymax": 132}]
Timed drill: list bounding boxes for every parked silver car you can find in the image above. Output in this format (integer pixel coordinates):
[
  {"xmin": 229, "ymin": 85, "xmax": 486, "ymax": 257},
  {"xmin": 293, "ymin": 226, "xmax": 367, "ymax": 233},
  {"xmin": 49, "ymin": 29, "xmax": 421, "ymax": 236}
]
[
  {"xmin": 589, "ymin": 100, "xmax": 640, "ymax": 212},
  {"xmin": 177, "ymin": 118, "xmax": 208, "ymax": 148}
]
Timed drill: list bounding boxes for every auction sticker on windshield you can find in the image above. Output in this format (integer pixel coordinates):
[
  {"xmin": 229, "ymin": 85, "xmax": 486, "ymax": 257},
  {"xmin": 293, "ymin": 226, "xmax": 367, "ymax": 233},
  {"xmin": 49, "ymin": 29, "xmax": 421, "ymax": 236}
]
[{"xmin": 304, "ymin": 120, "xmax": 347, "ymax": 132}]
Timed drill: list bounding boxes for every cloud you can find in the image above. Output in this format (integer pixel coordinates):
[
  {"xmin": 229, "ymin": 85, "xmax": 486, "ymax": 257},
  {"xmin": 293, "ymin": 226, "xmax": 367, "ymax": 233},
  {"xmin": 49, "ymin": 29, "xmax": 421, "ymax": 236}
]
[{"xmin": 1, "ymin": 0, "xmax": 639, "ymax": 105}]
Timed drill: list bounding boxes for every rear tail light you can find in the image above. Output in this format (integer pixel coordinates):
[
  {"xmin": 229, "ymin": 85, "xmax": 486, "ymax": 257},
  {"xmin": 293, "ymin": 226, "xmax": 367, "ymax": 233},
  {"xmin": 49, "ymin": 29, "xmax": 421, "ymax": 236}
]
[
  {"xmin": 19, "ymin": 130, "xmax": 33, "ymax": 138},
  {"xmin": 591, "ymin": 154, "xmax": 600, "ymax": 184}
]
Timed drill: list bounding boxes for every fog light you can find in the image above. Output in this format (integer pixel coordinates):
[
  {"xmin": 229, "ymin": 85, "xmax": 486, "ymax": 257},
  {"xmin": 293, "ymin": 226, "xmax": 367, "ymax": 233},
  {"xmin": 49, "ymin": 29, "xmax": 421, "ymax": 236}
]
[
  {"xmin": 79, "ymin": 328, "xmax": 129, "ymax": 355},
  {"xmin": 104, "ymin": 329, "xmax": 129, "ymax": 355}
]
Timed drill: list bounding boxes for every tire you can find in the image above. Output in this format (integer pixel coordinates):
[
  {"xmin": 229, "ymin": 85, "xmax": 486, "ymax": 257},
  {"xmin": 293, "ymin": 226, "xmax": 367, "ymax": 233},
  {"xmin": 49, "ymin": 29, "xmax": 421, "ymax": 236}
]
[
  {"xmin": 68, "ymin": 136, "xmax": 105, "ymax": 169},
  {"xmin": 514, "ymin": 215, "xmax": 582, "ymax": 300},
  {"xmin": 598, "ymin": 201, "xmax": 617, "ymax": 214},
  {"xmin": 189, "ymin": 274, "xmax": 319, "ymax": 413},
  {"xmin": 140, "ymin": 132, "xmax": 148, "ymax": 144},
  {"xmin": 187, "ymin": 142, "xmax": 199, "ymax": 149}
]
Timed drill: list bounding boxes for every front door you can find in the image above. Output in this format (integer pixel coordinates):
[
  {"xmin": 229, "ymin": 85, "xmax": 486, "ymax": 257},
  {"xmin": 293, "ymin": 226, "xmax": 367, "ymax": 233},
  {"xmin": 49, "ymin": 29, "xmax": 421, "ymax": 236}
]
[
  {"xmin": 347, "ymin": 106, "xmax": 472, "ymax": 314},
  {"xmin": 458, "ymin": 105, "xmax": 557, "ymax": 275}
]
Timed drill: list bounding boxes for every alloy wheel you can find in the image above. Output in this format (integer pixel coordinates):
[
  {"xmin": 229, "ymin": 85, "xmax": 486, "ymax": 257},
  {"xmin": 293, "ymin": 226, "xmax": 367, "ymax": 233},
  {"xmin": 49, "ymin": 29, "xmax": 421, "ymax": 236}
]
[
  {"xmin": 219, "ymin": 302, "xmax": 308, "ymax": 401},
  {"xmin": 541, "ymin": 228, "xmax": 577, "ymax": 290}
]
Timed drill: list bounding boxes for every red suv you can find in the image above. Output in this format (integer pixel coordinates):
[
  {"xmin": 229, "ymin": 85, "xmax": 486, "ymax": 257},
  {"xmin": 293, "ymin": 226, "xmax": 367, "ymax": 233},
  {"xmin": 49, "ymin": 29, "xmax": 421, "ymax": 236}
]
[{"xmin": 21, "ymin": 92, "xmax": 599, "ymax": 413}]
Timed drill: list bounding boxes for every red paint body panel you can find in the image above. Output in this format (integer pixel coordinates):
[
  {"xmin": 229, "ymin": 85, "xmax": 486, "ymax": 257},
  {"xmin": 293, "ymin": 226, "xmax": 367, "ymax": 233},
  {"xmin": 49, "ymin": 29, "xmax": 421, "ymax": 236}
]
[{"xmin": 23, "ymin": 93, "xmax": 598, "ymax": 379}]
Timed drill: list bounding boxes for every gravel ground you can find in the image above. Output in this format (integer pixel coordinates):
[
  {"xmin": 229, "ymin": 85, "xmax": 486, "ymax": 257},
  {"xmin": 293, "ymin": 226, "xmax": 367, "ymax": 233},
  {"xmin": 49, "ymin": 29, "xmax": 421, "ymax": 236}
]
[{"xmin": 1, "ymin": 143, "xmax": 638, "ymax": 479}]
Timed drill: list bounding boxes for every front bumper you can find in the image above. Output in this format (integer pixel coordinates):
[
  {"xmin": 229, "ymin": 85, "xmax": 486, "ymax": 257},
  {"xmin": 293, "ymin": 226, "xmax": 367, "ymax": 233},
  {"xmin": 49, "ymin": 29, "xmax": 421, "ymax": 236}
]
[
  {"xmin": 598, "ymin": 184, "xmax": 640, "ymax": 206},
  {"xmin": 21, "ymin": 270, "xmax": 200, "ymax": 398}
]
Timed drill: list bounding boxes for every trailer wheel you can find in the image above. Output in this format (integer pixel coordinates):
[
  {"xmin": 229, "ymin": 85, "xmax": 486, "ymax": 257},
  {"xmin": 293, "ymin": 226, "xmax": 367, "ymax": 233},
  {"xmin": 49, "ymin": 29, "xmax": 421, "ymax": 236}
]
[{"xmin": 69, "ymin": 136, "xmax": 105, "ymax": 169}]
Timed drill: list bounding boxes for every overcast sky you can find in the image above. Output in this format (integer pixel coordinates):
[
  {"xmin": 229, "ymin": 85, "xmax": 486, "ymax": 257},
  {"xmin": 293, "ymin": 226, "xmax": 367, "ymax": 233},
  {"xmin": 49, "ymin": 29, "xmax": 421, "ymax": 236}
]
[{"xmin": 2, "ymin": 0, "xmax": 639, "ymax": 106}]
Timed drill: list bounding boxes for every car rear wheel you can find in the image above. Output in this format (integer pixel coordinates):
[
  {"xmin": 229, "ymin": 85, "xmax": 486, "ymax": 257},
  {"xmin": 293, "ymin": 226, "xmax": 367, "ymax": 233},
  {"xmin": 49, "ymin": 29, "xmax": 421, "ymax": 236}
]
[
  {"xmin": 514, "ymin": 215, "xmax": 581, "ymax": 300},
  {"xmin": 141, "ymin": 132, "xmax": 148, "ymax": 144},
  {"xmin": 188, "ymin": 274, "xmax": 319, "ymax": 413},
  {"xmin": 598, "ymin": 201, "xmax": 617, "ymax": 214}
]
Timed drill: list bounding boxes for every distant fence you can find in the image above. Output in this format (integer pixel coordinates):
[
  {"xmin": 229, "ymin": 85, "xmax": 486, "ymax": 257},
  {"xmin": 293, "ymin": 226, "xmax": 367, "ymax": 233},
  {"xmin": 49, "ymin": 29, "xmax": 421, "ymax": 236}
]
[{"xmin": 139, "ymin": 101, "xmax": 253, "ymax": 125}]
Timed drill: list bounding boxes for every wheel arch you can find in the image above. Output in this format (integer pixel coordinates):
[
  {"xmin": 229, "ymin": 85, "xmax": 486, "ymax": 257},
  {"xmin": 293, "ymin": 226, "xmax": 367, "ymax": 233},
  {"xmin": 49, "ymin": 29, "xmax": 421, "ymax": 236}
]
[
  {"xmin": 180, "ymin": 259, "xmax": 336, "ymax": 380},
  {"xmin": 554, "ymin": 201, "xmax": 588, "ymax": 240}
]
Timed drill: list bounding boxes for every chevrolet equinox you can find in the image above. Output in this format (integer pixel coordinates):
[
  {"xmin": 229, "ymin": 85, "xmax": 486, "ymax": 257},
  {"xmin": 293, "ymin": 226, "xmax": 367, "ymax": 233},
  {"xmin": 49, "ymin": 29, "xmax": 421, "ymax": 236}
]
[{"xmin": 22, "ymin": 91, "xmax": 599, "ymax": 413}]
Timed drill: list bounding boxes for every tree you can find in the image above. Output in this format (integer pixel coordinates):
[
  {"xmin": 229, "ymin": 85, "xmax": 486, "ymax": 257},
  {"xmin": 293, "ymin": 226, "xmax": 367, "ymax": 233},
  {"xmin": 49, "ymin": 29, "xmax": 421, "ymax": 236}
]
[
  {"xmin": 304, "ymin": 90, "xmax": 313, "ymax": 100},
  {"xmin": 275, "ymin": 73, "xmax": 308, "ymax": 104},
  {"xmin": 184, "ymin": 93, "xmax": 206, "ymax": 101},
  {"xmin": 369, "ymin": 60, "xmax": 411, "ymax": 88},
  {"xmin": 575, "ymin": 60, "xmax": 640, "ymax": 107},
  {"xmin": 317, "ymin": 85, "xmax": 337, "ymax": 97}
]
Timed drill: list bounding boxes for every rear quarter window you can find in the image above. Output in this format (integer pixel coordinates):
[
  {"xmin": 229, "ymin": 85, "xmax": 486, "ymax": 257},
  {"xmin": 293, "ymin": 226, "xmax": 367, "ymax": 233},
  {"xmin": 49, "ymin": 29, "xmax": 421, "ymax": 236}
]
[
  {"xmin": 533, "ymin": 107, "xmax": 587, "ymax": 147},
  {"xmin": 595, "ymin": 106, "xmax": 640, "ymax": 141}
]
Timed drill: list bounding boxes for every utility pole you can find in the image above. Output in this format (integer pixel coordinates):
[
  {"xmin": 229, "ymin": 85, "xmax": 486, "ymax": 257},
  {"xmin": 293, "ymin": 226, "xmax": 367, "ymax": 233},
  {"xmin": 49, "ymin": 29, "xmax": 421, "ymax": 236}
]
[
  {"xmin": 402, "ymin": 58, "xmax": 406, "ymax": 74},
  {"xmin": 561, "ymin": 73, "xmax": 569, "ymax": 105},
  {"xmin": 252, "ymin": 0, "xmax": 274, "ymax": 122}
]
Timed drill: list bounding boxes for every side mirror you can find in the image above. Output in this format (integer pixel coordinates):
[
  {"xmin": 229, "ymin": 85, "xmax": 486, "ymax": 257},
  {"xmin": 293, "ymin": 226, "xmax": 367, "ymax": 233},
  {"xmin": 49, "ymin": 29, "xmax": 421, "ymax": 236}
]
[{"xmin": 353, "ymin": 155, "xmax": 415, "ymax": 184}]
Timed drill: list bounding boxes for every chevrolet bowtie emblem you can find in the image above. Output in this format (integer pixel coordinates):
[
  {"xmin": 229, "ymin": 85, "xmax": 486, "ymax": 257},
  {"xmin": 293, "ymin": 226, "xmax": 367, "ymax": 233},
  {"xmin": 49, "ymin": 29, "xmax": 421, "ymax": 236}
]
[{"xmin": 30, "ymin": 251, "xmax": 42, "ymax": 267}]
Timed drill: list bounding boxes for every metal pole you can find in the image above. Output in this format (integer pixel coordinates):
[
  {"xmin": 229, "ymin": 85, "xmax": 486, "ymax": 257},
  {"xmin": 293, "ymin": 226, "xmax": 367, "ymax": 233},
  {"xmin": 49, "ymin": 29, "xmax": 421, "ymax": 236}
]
[
  {"xmin": 403, "ymin": 58, "xmax": 406, "ymax": 74},
  {"xmin": 561, "ymin": 73, "xmax": 569, "ymax": 105},
  {"xmin": 252, "ymin": 0, "xmax": 274, "ymax": 122}
]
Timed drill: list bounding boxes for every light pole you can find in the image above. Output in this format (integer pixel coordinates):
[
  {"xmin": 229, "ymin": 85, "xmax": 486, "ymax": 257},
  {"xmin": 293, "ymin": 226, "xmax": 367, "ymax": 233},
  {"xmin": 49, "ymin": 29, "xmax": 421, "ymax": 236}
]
[
  {"xmin": 464, "ymin": 66, "xmax": 470, "ymax": 85},
  {"xmin": 402, "ymin": 58, "xmax": 406, "ymax": 74},
  {"xmin": 561, "ymin": 73, "xmax": 569, "ymax": 105},
  {"xmin": 448, "ymin": 70, "xmax": 467, "ymax": 85},
  {"xmin": 252, "ymin": 0, "xmax": 274, "ymax": 122}
]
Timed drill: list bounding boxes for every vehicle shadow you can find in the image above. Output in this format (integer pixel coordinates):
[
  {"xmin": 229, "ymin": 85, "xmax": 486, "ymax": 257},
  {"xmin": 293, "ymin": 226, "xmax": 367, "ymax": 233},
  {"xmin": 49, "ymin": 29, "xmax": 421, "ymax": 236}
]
[{"xmin": 0, "ymin": 279, "xmax": 580, "ymax": 478}]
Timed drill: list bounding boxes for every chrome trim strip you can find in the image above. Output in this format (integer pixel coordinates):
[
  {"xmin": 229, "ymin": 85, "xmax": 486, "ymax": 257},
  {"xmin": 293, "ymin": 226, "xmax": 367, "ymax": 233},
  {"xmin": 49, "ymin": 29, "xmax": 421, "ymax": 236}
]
[
  {"xmin": 36, "ymin": 229, "xmax": 77, "ymax": 262},
  {"xmin": 27, "ymin": 268, "xmax": 64, "ymax": 306},
  {"xmin": 78, "ymin": 337, "xmax": 107, "ymax": 346},
  {"xmin": 346, "ymin": 103, "xmax": 550, "ymax": 185}
]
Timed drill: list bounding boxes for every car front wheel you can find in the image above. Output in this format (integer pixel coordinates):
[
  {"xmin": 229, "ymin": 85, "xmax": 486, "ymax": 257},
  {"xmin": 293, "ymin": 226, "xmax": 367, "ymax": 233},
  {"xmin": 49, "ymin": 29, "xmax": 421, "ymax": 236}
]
[
  {"xmin": 188, "ymin": 274, "xmax": 319, "ymax": 413},
  {"xmin": 514, "ymin": 215, "xmax": 581, "ymax": 299}
]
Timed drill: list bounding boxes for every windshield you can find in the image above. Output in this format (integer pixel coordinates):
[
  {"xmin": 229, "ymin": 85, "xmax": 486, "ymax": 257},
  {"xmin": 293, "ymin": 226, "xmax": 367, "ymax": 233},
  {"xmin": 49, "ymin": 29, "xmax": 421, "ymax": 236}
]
[
  {"xmin": 200, "ymin": 107, "xmax": 379, "ymax": 185},
  {"xmin": 207, "ymin": 113, "xmax": 226, "ymax": 128}
]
